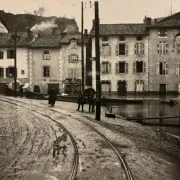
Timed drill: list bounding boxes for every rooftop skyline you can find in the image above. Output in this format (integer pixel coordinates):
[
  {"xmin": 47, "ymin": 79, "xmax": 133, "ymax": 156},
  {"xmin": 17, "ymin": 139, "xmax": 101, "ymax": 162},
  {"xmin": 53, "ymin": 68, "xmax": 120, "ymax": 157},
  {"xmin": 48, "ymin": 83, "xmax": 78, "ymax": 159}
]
[{"xmin": 1, "ymin": 0, "xmax": 180, "ymax": 31}]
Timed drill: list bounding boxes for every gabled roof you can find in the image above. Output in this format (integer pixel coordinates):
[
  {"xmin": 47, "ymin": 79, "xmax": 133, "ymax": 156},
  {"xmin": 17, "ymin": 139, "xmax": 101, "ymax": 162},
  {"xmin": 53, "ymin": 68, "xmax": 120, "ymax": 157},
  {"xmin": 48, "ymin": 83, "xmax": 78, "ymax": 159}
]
[
  {"xmin": 60, "ymin": 33, "xmax": 89, "ymax": 44},
  {"xmin": 0, "ymin": 16, "xmax": 9, "ymax": 31},
  {"xmin": 30, "ymin": 35, "xmax": 62, "ymax": 48},
  {"xmin": 0, "ymin": 32, "xmax": 31, "ymax": 47},
  {"xmin": 148, "ymin": 12, "xmax": 180, "ymax": 27},
  {"xmin": 90, "ymin": 24, "xmax": 147, "ymax": 35}
]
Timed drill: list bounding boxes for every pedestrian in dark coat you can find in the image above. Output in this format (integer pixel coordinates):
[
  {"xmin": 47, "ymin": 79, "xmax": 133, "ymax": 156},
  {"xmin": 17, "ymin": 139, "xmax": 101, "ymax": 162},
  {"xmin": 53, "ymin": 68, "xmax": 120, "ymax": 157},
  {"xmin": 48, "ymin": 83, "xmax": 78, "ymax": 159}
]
[
  {"xmin": 19, "ymin": 85, "xmax": 23, "ymax": 98},
  {"xmin": 48, "ymin": 88, "xmax": 57, "ymax": 106},
  {"xmin": 77, "ymin": 91, "xmax": 85, "ymax": 111},
  {"xmin": 88, "ymin": 92, "xmax": 95, "ymax": 113}
]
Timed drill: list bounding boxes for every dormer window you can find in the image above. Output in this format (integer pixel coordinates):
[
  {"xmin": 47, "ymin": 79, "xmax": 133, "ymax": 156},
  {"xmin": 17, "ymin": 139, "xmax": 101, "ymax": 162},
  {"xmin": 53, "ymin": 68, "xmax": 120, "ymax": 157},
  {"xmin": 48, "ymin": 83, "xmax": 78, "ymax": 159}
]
[
  {"xmin": 102, "ymin": 36, "xmax": 108, "ymax": 41},
  {"xmin": 43, "ymin": 50, "xmax": 50, "ymax": 60},
  {"xmin": 71, "ymin": 40, "xmax": 77, "ymax": 48},
  {"xmin": 119, "ymin": 35, "xmax": 125, "ymax": 41},
  {"xmin": 158, "ymin": 29, "xmax": 167, "ymax": 37}
]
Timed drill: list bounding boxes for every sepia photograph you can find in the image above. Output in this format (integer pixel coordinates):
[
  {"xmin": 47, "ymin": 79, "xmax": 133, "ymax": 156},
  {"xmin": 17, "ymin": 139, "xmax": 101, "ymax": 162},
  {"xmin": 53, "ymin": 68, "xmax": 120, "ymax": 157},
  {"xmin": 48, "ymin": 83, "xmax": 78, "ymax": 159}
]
[{"xmin": 0, "ymin": 0, "xmax": 180, "ymax": 179}]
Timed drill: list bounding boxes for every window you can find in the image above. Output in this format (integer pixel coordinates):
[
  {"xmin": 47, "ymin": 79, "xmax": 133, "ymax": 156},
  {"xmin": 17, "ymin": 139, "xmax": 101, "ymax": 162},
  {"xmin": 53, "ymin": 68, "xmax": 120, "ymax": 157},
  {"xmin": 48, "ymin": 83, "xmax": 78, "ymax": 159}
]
[
  {"xmin": 158, "ymin": 29, "xmax": 167, "ymax": 37},
  {"xmin": 177, "ymin": 42, "xmax": 180, "ymax": 54},
  {"xmin": 156, "ymin": 62, "xmax": 168, "ymax": 75},
  {"xmin": 0, "ymin": 67, "xmax": 4, "ymax": 77},
  {"xmin": 21, "ymin": 70, "xmax": 25, "ymax": 75},
  {"xmin": 101, "ymin": 62, "xmax": 111, "ymax": 74},
  {"xmin": 43, "ymin": 50, "xmax": 50, "ymax": 60},
  {"xmin": 115, "ymin": 43, "xmax": 128, "ymax": 55},
  {"xmin": 102, "ymin": 36, "xmax": 108, "ymax": 41},
  {"xmin": 6, "ymin": 67, "xmax": 16, "ymax": 77},
  {"xmin": 136, "ymin": 36, "xmax": 143, "ymax": 41},
  {"xmin": 7, "ymin": 50, "xmax": 15, "ymax": 59},
  {"xmin": 101, "ymin": 81, "xmax": 111, "ymax": 92},
  {"xmin": 71, "ymin": 40, "xmax": 77, "ymax": 48},
  {"xmin": 119, "ymin": 35, "xmax": 125, "ymax": 41},
  {"xmin": 158, "ymin": 42, "xmax": 168, "ymax": 54},
  {"xmin": 133, "ymin": 61, "xmax": 146, "ymax": 73},
  {"xmin": 176, "ymin": 63, "xmax": 180, "ymax": 75},
  {"xmin": 69, "ymin": 69, "xmax": 78, "ymax": 78},
  {"xmin": 43, "ymin": 66, "xmax": 50, "ymax": 77},
  {"xmin": 69, "ymin": 54, "xmax": 78, "ymax": 63},
  {"xmin": 135, "ymin": 80, "xmax": 144, "ymax": 92},
  {"xmin": 116, "ymin": 62, "xmax": 128, "ymax": 74},
  {"xmin": 135, "ymin": 43, "xmax": 144, "ymax": 55},
  {"xmin": 101, "ymin": 44, "xmax": 111, "ymax": 56},
  {"xmin": 0, "ymin": 51, "xmax": 4, "ymax": 59}
]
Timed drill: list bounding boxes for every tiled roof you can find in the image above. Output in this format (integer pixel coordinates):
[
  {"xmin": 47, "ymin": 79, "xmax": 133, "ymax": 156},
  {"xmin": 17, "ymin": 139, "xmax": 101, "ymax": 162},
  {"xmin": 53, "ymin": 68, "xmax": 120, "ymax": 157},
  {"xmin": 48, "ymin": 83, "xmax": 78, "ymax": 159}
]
[
  {"xmin": 0, "ymin": 32, "xmax": 31, "ymax": 47},
  {"xmin": 60, "ymin": 33, "xmax": 89, "ymax": 44},
  {"xmin": 90, "ymin": 24, "xmax": 147, "ymax": 35},
  {"xmin": 31, "ymin": 35, "xmax": 62, "ymax": 48}
]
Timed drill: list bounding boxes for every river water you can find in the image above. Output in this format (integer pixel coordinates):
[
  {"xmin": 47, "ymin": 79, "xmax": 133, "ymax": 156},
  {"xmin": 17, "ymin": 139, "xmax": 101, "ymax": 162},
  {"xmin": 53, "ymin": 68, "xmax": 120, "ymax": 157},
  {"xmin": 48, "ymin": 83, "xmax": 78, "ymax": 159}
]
[{"xmin": 106, "ymin": 95, "xmax": 180, "ymax": 137}]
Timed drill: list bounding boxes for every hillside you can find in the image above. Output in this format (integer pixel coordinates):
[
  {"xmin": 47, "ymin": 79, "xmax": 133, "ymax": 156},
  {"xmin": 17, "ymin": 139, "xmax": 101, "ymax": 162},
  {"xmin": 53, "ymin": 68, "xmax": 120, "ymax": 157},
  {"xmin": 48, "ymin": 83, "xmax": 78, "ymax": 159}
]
[{"xmin": 0, "ymin": 10, "xmax": 79, "ymax": 33}]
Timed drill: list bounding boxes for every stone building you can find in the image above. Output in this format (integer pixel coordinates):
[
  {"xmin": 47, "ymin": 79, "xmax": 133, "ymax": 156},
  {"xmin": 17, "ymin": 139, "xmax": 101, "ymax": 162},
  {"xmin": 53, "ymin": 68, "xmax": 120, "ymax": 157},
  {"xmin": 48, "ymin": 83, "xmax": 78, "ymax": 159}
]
[
  {"xmin": 146, "ymin": 13, "xmax": 180, "ymax": 94},
  {"xmin": 90, "ymin": 23, "xmax": 149, "ymax": 95}
]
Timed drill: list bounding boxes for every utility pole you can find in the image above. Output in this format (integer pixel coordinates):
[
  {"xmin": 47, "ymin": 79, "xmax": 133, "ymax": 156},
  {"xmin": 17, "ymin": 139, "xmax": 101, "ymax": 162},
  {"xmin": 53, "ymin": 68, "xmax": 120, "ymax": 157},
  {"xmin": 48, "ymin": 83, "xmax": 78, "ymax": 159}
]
[
  {"xmin": 11, "ymin": 31, "xmax": 18, "ymax": 97},
  {"xmin": 81, "ymin": 1, "xmax": 85, "ymax": 92},
  {"xmin": 95, "ymin": 1, "xmax": 101, "ymax": 121}
]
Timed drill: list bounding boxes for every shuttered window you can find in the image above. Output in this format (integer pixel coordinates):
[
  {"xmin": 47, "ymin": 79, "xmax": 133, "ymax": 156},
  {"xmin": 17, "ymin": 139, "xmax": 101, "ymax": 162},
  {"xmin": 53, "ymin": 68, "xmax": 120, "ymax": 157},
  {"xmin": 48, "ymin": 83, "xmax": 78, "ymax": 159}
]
[
  {"xmin": 0, "ymin": 67, "xmax": 4, "ymax": 77},
  {"xmin": 115, "ymin": 43, "xmax": 128, "ymax": 56},
  {"xmin": 101, "ymin": 62, "xmax": 111, "ymax": 74},
  {"xmin": 156, "ymin": 62, "xmax": 168, "ymax": 75},
  {"xmin": 116, "ymin": 62, "xmax": 128, "ymax": 74}
]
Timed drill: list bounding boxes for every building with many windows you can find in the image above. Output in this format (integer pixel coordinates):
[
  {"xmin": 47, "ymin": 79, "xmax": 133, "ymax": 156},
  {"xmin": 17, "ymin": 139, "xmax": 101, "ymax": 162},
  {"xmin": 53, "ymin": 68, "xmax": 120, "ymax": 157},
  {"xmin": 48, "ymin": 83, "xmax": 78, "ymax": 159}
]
[
  {"xmin": 146, "ymin": 13, "xmax": 180, "ymax": 94},
  {"xmin": 91, "ymin": 23, "xmax": 149, "ymax": 95}
]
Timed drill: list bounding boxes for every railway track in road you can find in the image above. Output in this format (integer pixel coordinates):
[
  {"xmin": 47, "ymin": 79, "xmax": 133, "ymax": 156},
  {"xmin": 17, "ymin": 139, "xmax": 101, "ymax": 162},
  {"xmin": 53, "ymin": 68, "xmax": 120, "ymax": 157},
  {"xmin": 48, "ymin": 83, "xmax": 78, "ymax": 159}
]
[
  {"xmin": 0, "ymin": 97, "xmax": 79, "ymax": 180},
  {"xmin": 0, "ymin": 96, "xmax": 133, "ymax": 180}
]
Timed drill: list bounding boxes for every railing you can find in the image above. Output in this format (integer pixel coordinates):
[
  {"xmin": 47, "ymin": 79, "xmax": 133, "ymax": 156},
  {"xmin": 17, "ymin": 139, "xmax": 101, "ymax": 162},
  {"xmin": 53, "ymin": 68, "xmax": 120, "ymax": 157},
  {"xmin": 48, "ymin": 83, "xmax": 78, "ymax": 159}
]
[{"xmin": 126, "ymin": 116, "xmax": 180, "ymax": 127}]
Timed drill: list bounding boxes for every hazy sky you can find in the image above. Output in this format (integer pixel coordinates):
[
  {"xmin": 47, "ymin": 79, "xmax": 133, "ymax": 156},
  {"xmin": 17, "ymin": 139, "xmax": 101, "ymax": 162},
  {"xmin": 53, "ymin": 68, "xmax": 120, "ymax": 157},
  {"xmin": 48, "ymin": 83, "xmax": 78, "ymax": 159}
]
[{"xmin": 1, "ymin": 0, "xmax": 180, "ymax": 31}]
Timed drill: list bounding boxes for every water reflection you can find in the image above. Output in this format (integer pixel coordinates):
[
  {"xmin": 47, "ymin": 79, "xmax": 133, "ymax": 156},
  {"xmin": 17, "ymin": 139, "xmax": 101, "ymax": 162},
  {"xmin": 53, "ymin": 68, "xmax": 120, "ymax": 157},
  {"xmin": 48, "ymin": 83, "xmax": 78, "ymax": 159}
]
[{"xmin": 107, "ymin": 95, "xmax": 180, "ymax": 136}]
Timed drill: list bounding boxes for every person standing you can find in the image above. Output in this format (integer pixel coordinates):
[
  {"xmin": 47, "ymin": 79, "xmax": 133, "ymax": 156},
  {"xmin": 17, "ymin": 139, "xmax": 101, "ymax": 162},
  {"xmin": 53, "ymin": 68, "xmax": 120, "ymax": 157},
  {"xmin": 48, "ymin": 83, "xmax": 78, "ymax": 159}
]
[
  {"xmin": 88, "ymin": 92, "xmax": 95, "ymax": 113},
  {"xmin": 77, "ymin": 91, "xmax": 85, "ymax": 111},
  {"xmin": 48, "ymin": 88, "xmax": 57, "ymax": 107},
  {"xmin": 19, "ymin": 85, "xmax": 23, "ymax": 98}
]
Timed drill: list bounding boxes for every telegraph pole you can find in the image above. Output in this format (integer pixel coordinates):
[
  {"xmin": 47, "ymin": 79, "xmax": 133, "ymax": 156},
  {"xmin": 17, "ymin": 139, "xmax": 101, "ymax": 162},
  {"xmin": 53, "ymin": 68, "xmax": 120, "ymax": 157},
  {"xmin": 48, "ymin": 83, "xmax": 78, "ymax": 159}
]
[
  {"xmin": 81, "ymin": 2, "xmax": 85, "ymax": 92},
  {"xmin": 95, "ymin": 1, "xmax": 101, "ymax": 121},
  {"xmin": 11, "ymin": 31, "xmax": 18, "ymax": 97}
]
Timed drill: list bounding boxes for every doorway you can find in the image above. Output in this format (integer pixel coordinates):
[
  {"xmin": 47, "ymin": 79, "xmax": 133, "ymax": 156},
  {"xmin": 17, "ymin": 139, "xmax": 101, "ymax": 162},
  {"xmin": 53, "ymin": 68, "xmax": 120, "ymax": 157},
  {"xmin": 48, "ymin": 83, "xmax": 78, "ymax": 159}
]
[
  {"xmin": 117, "ymin": 81, "xmax": 127, "ymax": 95},
  {"xmin": 48, "ymin": 84, "xmax": 59, "ymax": 94},
  {"xmin": 159, "ymin": 84, "xmax": 167, "ymax": 95}
]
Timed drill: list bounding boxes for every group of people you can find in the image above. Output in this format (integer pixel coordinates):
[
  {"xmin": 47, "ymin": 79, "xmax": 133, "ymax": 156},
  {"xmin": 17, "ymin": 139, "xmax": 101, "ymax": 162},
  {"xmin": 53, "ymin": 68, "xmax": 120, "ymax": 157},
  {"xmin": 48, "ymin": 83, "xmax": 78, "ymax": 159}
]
[{"xmin": 77, "ymin": 91, "xmax": 96, "ymax": 113}]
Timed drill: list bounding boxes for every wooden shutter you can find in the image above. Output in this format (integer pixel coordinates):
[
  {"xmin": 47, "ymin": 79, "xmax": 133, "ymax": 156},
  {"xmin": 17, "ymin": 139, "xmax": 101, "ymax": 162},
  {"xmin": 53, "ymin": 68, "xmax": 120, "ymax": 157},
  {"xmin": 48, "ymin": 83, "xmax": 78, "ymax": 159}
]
[
  {"xmin": 101, "ymin": 63, "xmax": 103, "ymax": 73},
  {"xmin": 115, "ymin": 63, "xmax": 119, "ymax": 74},
  {"xmin": 157, "ymin": 42, "xmax": 160, "ymax": 54},
  {"xmin": 125, "ymin": 63, "xmax": 128, "ymax": 74},
  {"xmin": 108, "ymin": 45, "xmax": 111, "ymax": 56},
  {"xmin": 125, "ymin": 44, "xmax": 128, "ymax": 55},
  {"xmin": 165, "ymin": 63, "xmax": 168, "ymax": 75},
  {"xmin": 156, "ymin": 63, "xmax": 159, "ymax": 75},
  {"xmin": 134, "ymin": 44, "xmax": 137, "ymax": 55},
  {"xmin": 77, "ymin": 55, "xmax": 79, "ymax": 62},
  {"xmin": 133, "ymin": 62, "xmax": 136, "ymax": 73},
  {"xmin": 109, "ymin": 63, "xmax": 111, "ymax": 73},
  {"xmin": 176, "ymin": 63, "xmax": 180, "ymax": 75},
  {"xmin": 115, "ymin": 44, "xmax": 119, "ymax": 56},
  {"xmin": 165, "ymin": 42, "xmax": 168, "ymax": 54},
  {"xmin": 143, "ymin": 62, "xmax": 146, "ymax": 73}
]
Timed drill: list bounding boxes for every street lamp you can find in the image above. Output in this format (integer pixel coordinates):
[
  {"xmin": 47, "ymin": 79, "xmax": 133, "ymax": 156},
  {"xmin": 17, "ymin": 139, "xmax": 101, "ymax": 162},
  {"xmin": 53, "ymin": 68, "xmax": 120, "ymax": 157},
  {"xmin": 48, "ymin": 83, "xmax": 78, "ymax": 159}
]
[{"xmin": 11, "ymin": 31, "xmax": 20, "ymax": 97}]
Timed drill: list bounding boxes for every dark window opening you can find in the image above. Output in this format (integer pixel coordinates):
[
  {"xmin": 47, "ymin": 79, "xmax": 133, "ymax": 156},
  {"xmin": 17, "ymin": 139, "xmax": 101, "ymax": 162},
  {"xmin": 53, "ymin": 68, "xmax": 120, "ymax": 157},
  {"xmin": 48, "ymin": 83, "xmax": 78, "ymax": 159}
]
[
  {"xmin": 0, "ymin": 67, "xmax": 4, "ymax": 77},
  {"xmin": 159, "ymin": 29, "xmax": 167, "ymax": 37},
  {"xmin": 136, "ymin": 61, "xmax": 143, "ymax": 73},
  {"xmin": 43, "ymin": 66, "xmax": 50, "ymax": 77},
  {"xmin": 119, "ymin": 62, "xmax": 125, "ymax": 73},
  {"xmin": 7, "ymin": 50, "xmax": 15, "ymax": 59},
  {"xmin": 119, "ymin": 44, "xmax": 125, "ymax": 55},
  {"xmin": 34, "ymin": 85, "xmax": 40, "ymax": 93},
  {"xmin": 6, "ymin": 67, "xmax": 16, "ymax": 77},
  {"xmin": 0, "ymin": 51, "xmax": 4, "ymax": 59}
]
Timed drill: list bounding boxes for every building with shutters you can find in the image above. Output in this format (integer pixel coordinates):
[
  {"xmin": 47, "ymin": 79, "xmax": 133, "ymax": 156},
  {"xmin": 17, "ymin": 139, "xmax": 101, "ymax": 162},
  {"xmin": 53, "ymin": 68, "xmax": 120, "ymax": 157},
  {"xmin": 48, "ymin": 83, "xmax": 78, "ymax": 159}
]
[
  {"xmin": 146, "ymin": 12, "xmax": 180, "ymax": 94},
  {"xmin": 90, "ymin": 23, "xmax": 149, "ymax": 95}
]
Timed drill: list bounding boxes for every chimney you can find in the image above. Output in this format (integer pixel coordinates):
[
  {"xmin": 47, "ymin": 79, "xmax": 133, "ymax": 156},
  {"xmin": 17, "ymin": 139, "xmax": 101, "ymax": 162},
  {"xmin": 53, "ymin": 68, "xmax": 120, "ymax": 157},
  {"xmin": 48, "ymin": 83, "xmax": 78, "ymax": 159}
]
[
  {"xmin": 143, "ymin": 16, "xmax": 152, "ymax": 25},
  {"xmin": 27, "ymin": 28, "xmax": 34, "ymax": 40},
  {"xmin": 84, "ymin": 29, "xmax": 88, "ymax": 37},
  {"xmin": 52, "ymin": 27, "xmax": 60, "ymax": 36}
]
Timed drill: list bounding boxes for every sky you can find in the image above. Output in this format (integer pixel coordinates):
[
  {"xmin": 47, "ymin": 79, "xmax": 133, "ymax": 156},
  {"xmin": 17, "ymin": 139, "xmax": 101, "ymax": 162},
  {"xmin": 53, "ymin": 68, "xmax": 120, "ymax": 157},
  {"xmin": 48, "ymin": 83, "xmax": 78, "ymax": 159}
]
[{"xmin": 1, "ymin": 0, "xmax": 180, "ymax": 31}]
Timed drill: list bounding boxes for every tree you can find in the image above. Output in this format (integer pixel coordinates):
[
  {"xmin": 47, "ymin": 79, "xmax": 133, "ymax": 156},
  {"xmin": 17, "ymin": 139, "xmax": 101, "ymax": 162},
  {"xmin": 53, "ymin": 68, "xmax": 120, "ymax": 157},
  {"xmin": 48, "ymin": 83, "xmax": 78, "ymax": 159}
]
[{"xmin": 33, "ymin": 7, "xmax": 46, "ymax": 16}]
